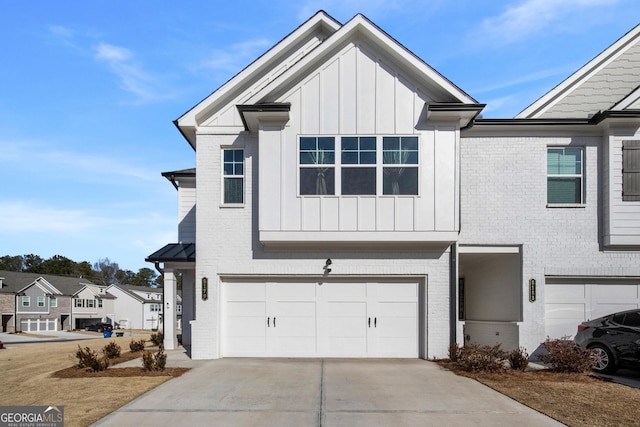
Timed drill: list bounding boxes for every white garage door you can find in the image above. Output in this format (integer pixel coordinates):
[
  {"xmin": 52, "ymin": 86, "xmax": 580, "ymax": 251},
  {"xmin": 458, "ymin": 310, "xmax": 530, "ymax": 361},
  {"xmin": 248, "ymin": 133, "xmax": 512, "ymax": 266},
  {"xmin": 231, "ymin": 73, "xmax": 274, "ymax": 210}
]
[
  {"xmin": 20, "ymin": 318, "xmax": 56, "ymax": 332},
  {"xmin": 222, "ymin": 280, "xmax": 419, "ymax": 358},
  {"xmin": 545, "ymin": 283, "xmax": 640, "ymax": 339}
]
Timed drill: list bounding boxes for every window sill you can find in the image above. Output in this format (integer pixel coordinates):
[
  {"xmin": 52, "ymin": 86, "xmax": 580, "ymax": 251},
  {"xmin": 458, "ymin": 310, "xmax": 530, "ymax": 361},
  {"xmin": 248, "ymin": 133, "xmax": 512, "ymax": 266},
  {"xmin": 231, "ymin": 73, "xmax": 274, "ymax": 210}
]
[
  {"xmin": 546, "ymin": 203, "xmax": 586, "ymax": 208},
  {"xmin": 220, "ymin": 203, "xmax": 245, "ymax": 208}
]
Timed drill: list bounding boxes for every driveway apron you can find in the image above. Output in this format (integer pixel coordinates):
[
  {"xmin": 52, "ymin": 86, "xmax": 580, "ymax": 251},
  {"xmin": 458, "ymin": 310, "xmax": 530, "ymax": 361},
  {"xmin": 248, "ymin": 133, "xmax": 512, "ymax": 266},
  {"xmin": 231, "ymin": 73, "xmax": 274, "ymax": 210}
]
[{"xmin": 93, "ymin": 358, "xmax": 564, "ymax": 427}]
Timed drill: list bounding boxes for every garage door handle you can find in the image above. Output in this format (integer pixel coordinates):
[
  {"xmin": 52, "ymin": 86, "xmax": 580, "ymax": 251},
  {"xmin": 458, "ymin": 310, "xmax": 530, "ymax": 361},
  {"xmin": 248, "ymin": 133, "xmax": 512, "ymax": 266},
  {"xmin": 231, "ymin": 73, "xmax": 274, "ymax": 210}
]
[
  {"xmin": 374, "ymin": 317, "xmax": 377, "ymax": 328},
  {"xmin": 267, "ymin": 317, "xmax": 270, "ymax": 327},
  {"xmin": 274, "ymin": 317, "xmax": 276, "ymax": 328},
  {"xmin": 368, "ymin": 317, "xmax": 371, "ymax": 328}
]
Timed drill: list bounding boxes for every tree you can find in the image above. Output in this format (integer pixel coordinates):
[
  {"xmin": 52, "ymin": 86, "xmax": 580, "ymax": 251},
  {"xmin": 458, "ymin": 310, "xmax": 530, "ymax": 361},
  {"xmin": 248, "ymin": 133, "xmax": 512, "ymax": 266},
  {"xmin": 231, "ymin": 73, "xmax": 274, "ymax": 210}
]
[
  {"xmin": 42, "ymin": 255, "xmax": 75, "ymax": 276},
  {"xmin": 115, "ymin": 269, "xmax": 135, "ymax": 285},
  {"xmin": 93, "ymin": 258, "xmax": 120, "ymax": 286},
  {"xmin": 0, "ymin": 255, "xmax": 23, "ymax": 271},
  {"xmin": 131, "ymin": 267, "xmax": 159, "ymax": 287},
  {"xmin": 23, "ymin": 254, "xmax": 44, "ymax": 272}
]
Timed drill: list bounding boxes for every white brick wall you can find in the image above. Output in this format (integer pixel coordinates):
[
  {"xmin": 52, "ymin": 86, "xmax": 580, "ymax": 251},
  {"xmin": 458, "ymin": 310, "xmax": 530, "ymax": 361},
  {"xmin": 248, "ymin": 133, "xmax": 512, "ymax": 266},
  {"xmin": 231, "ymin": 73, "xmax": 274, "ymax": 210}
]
[{"xmin": 460, "ymin": 134, "xmax": 640, "ymax": 353}]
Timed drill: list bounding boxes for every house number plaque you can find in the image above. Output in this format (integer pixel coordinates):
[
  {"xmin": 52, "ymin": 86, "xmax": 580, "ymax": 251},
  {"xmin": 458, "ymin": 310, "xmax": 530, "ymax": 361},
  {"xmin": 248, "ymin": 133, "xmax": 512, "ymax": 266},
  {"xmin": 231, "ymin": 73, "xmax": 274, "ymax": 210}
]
[{"xmin": 202, "ymin": 277, "xmax": 208, "ymax": 301}]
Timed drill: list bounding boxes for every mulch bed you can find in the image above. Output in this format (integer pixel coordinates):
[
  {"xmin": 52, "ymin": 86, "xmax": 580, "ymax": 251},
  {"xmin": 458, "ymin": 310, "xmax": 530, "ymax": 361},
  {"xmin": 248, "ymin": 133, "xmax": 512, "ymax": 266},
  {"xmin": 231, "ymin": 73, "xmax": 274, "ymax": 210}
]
[{"xmin": 51, "ymin": 350, "xmax": 190, "ymax": 378}]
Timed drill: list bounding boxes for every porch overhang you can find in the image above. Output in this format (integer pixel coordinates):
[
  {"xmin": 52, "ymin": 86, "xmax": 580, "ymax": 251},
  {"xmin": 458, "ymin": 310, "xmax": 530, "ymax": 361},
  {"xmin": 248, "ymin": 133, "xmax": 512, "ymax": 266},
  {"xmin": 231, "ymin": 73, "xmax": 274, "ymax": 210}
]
[{"xmin": 145, "ymin": 243, "xmax": 196, "ymax": 263}]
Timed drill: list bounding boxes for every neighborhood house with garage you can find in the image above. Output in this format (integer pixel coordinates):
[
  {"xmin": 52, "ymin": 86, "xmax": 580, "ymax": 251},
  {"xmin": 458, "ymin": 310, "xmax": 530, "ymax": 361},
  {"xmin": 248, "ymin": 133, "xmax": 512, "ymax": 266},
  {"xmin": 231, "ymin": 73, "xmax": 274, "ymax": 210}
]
[{"xmin": 148, "ymin": 11, "xmax": 640, "ymax": 360}]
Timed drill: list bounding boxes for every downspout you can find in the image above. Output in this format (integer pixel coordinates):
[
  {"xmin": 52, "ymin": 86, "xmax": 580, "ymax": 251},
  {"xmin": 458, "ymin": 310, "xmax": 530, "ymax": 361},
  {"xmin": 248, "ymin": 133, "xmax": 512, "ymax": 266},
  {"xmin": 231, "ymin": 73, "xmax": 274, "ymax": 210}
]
[{"xmin": 153, "ymin": 262, "xmax": 165, "ymax": 335}]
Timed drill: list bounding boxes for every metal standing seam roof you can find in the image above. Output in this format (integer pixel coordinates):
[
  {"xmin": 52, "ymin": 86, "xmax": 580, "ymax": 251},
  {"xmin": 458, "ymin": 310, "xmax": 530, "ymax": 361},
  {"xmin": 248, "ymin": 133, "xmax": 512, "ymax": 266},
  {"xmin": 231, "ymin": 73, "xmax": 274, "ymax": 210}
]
[{"xmin": 146, "ymin": 243, "xmax": 196, "ymax": 263}]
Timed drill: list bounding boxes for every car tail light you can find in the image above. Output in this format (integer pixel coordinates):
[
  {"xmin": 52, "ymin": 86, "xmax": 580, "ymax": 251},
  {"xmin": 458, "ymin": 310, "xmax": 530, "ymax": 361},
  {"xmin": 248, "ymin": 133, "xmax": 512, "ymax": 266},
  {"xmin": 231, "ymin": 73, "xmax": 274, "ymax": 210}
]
[{"xmin": 577, "ymin": 324, "xmax": 589, "ymax": 333}]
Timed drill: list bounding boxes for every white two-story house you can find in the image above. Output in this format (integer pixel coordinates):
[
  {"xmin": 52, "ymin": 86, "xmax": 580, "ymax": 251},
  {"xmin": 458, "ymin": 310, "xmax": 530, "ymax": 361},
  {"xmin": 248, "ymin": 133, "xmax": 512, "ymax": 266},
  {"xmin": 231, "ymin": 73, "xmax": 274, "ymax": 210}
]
[{"xmin": 149, "ymin": 11, "xmax": 640, "ymax": 359}]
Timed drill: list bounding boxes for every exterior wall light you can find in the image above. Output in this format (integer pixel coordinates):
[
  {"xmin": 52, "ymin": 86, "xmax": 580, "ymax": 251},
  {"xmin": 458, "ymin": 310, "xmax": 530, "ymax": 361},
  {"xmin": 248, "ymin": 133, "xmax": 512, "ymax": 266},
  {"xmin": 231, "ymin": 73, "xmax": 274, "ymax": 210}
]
[{"xmin": 323, "ymin": 259, "xmax": 332, "ymax": 274}]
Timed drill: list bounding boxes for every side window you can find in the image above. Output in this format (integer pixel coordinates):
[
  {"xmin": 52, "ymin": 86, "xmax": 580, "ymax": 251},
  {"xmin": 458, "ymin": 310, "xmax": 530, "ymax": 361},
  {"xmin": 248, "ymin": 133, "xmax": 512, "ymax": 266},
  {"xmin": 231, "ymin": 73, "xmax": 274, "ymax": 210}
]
[
  {"xmin": 37, "ymin": 296, "xmax": 45, "ymax": 308},
  {"xmin": 547, "ymin": 147, "xmax": 583, "ymax": 204},
  {"xmin": 223, "ymin": 149, "xmax": 244, "ymax": 204},
  {"xmin": 622, "ymin": 311, "xmax": 640, "ymax": 327},
  {"xmin": 300, "ymin": 137, "xmax": 335, "ymax": 195},
  {"xmin": 623, "ymin": 141, "xmax": 640, "ymax": 201},
  {"xmin": 50, "ymin": 297, "xmax": 57, "ymax": 308},
  {"xmin": 383, "ymin": 136, "xmax": 419, "ymax": 195},
  {"xmin": 341, "ymin": 136, "xmax": 376, "ymax": 195},
  {"xmin": 22, "ymin": 296, "xmax": 30, "ymax": 307}
]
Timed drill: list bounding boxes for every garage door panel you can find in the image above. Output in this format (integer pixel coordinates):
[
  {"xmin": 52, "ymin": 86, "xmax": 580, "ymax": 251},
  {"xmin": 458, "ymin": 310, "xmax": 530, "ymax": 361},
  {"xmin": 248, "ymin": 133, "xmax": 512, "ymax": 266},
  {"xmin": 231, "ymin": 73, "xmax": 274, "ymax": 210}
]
[
  {"xmin": 376, "ymin": 283, "xmax": 418, "ymax": 298},
  {"xmin": 268, "ymin": 282, "xmax": 316, "ymax": 298},
  {"xmin": 545, "ymin": 303, "xmax": 585, "ymax": 319},
  {"xmin": 324, "ymin": 301, "xmax": 367, "ymax": 316},
  {"xmin": 546, "ymin": 284, "xmax": 586, "ymax": 300},
  {"xmin": 226, "ymin": 316, "xmax": 266, "ymax": 337},
  {"xmin": 593, "ymin": 285, "xmax": 638, "ymax": 299},
  {"xmin": 318, "ymin": 282, "xmax": 367, "ymax": 298},
  {"xmin": 226, "ymin": 301, "xmax": 265, "ymax": 316},
  {"xmin": 225, "ymin": 282, "xmax": 265, "ymax": 298}
]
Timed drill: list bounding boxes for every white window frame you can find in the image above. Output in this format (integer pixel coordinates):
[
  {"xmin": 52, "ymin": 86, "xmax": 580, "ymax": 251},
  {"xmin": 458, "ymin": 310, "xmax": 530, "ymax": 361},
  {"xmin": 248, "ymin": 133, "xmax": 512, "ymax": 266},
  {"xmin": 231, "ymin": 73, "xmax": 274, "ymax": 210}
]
[
  {"xmin": 87, "ymin": 299, "xmax": 95, "ymax": 308},
  {"xmin": 547, "ymin": 146, "xmax": 584, "ymax": 206},
  {"xmin": 50, "ymin": 297, "xmax": 57, "ymax": 308},
  {"xmin": 98, "ymin": 298, "xmax": 103, "ymax": 308},
  {"xmin": 22, "ymin": 296, "xmax": 30, "ymax": 307},
  {"xmin": 221, "ymin": 148, "xmax": 245, "ymax": 206},
  {"xmin": 37, "ymin": 296, "xmax": 45, "ymax": 308},
  {"xmin": 74, "ymin": 298, "xmax": 84, "ymax": 308},
  {"xmin": 298, "ymin": 135, "xmax": 420, "ymax": 197}
]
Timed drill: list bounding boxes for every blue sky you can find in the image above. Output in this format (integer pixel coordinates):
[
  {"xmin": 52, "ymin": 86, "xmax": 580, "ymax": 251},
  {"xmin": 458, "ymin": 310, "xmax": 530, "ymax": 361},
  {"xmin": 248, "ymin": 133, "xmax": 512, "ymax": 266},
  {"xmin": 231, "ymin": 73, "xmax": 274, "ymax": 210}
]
[{"xmin": 1, "ymin": 0, "xmax": 639, "ymax": 272}]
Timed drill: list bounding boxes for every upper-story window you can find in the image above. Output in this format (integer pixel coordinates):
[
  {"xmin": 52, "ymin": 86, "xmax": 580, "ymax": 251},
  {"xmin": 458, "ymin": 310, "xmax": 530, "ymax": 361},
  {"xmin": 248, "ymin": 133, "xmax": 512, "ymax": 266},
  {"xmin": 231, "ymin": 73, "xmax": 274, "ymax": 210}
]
[
  {"xmin": 299, "ymin": 135, "xmax": 419, "ymax": 196},
  {"xmin": 37, "ymin": 296, "xmax": 45, "ymax": 308},
  {"xmin": 50, "ymin": 297, "xmax": 57, "ymax": 308},
  {"xmin": 547, "ymin": 147, "xmax": 583, "ymax": 204},
  {"xmin": 22, "ymin": 296, "xmax": 30, "ymax": 307},
  {"xmin": 223, "ymin": 149, "xmax": 244, "ymax": 204},
  {"xmin": 623, "ymin": 140, "xmax": 640, "ymax": 201}
]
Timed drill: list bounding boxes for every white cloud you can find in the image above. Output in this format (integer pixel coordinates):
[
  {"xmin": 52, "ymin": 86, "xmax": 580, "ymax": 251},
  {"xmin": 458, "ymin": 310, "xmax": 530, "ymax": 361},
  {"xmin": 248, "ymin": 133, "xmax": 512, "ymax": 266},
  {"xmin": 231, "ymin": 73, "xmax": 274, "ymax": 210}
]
[
  {"xmin": 0, "ymin": 201, "xmax": 93, "ymax": 233},
  {"xmin": 93, "ymin": 42, "xmax": 172, "ymax": 103},
  {"xmin": 478, "ymin": 0, "xmax": 620, "ymax": 46}
]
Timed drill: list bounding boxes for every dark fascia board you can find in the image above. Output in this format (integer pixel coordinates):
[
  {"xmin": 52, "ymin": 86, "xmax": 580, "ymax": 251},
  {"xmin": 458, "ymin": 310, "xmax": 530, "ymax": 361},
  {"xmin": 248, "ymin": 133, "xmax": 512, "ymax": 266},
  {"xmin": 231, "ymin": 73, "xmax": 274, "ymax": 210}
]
[
  {"xmin": 471, "ymin": 110, "xmax": 640, "ymax": 128},
  {"xmin": 237, "ymin": 103, "xmax": 292, "ymax": 132},
  {"xmin": 161, "ymin": 168, "xmax": 196, "ymax": 190}
]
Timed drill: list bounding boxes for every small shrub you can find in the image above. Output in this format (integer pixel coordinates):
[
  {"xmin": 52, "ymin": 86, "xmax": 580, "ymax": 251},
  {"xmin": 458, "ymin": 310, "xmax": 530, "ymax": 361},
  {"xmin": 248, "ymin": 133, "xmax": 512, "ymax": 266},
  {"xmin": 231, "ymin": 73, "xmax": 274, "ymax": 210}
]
[
  {"xmin": 537, "ymin": 338, "xmax": 595, "ymax": 373},
  {"xmin": 448, "ymin": 343, "xmax": 461, "ymax": 362},
  {"xmin": 74, "ymin": 345, "xmax": 109, "ymax": 372},
  {"xmin": 458, "ymin": 344, "xmax": 508, "ymax": 372},
  {"xmin": 508, "ymin": 347, "xmax": 529, "ymax": 371},
  {"xmin": 142, "ymin": 349, "xmax": 167, "ymax": 371},
  {"xmin": 103, "ymin": 341, "xmax": 121, "ymax": 359},
  {"xmin": 129, "ymin": 339, "xmax": 146, "ymax": 352},
  {"xmin": 150, "ymin": 332, "xmax": 164, "ymax": 347}
]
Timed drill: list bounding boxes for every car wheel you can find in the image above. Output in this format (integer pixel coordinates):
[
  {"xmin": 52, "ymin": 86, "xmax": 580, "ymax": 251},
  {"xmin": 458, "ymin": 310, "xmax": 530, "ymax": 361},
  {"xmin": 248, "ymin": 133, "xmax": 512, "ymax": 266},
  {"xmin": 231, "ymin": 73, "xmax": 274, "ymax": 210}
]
[{"xmin": 590, "ymin": 344, "xmax": 617, "ymax": 374}]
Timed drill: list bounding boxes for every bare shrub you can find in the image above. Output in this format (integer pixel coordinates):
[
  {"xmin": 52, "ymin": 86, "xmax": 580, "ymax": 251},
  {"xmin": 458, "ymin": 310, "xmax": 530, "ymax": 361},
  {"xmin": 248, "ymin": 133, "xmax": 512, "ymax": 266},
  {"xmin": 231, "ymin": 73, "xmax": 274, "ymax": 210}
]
[
  {"xmin": 103, "ymin": 341, "xmax": 121, "ymax": 359},
  {"xmin": 74, "ymin": 345, "xmax": 109, "ymax": 372},
  {"xmin": 508, "ymin": 347, "xmax": 529, "ymax": 371},
  {"xmin": 142, "ymin": 349, "xmax": 167, "ymax": 371},
  {"xmin": 129, "ymin": 339, "xmax": 146, "ymax": 352},
  {"xmin": 537, "ymin": 338, "xmax": 595, "ymax": 373},
  {"xmin": 150, "ymin": 332, "xmax": 164, "ymax": 347},
  {"xmin": 448, "ymin": 343, "xmax": 461, "ymax": 362},
  {"xmin": 458, "ymin": 344, "xmax": 508, "ymax": 372}
]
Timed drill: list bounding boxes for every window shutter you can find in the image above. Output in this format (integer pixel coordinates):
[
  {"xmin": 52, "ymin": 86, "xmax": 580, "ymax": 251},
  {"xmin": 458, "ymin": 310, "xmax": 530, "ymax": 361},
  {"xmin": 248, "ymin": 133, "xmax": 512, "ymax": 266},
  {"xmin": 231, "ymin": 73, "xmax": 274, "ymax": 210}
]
[{"xmin": 623, "ymin": 141, "xmax": 640, "ymax": 201}]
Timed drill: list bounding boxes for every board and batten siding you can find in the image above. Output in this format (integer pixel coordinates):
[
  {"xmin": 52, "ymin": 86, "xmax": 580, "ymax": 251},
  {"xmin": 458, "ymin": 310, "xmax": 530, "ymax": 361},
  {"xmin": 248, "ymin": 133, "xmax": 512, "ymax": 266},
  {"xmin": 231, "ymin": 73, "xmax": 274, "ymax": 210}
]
[
  {"xmin": 605, "ymin": 135, "xmax": 640, "ymax": 246},
  {"xmin": 256, "ymin": 41, "xmax": 460, "ymax": 236},
  {"xmin": 178, "ymin": 181, "xmax": 196, "ymax": 243}
]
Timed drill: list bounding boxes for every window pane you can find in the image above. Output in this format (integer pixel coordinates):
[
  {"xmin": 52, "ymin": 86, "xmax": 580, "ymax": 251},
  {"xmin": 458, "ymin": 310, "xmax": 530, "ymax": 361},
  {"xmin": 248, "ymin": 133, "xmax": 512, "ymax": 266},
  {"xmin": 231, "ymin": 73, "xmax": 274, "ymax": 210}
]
[
  {"xmin": 342, "ymin": 168, "xmax": 376, "ymax": 195},
  {"xmin": 360, "ymin": 152, "xmax": 376, "ymax": 164},
  {"xmin": 383, "ymin": 137, "xmax": 400, "ymax": 150},
  {"xmin": 360, "ymin": 137, "xmax": 376, "ymax": 151},
  {"xmin": 622, "ymin": 311, "xmax": 640, "ymax": 327},
  {"xmin": 623, "ymin": 141, "xmax": 640, "ymax": 201},
  {"xmin": 383, "ymin": 167, "xmax": 418, "ymax": 195},
  {"xmin": 342, "ymin": 152, "xmax": 358, "ymax": 164},
  {"xmin": 342, "ymin": 137, "xmax": 358, "ymax": 150},
  {"xmin": 300, "ymin": 168, "xmax": 335, "ymax": 195},
  {"xmin": 224, "ymin": 177, "xmax": 244, "ymax": 203},
  {"xmin": 548, "ymin": 178, "xmax": 581, "ymax": 203},
  {"xmin": 547, "ymin": 147, "xmax": 582, "ymax": 174},
  {"xmin": 300, "ymin": 136, "xmax": 335, "ymax": 165},
  {"xmin": 383, "ymin": 136, "xmax": 418, "ymax": 165}
]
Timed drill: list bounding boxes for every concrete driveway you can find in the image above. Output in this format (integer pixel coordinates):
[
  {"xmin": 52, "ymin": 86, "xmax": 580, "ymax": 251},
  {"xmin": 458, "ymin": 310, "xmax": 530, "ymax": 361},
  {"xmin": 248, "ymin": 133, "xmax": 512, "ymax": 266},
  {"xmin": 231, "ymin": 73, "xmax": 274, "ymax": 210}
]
[{"xmin": 93, "ymin": 358, "xmax": 563, "ymax": 426}]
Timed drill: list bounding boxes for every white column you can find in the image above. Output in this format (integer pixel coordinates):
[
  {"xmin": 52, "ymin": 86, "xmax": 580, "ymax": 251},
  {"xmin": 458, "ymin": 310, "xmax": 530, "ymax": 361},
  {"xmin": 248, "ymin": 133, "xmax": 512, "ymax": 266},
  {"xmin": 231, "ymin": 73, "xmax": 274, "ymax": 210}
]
[{"xmin": 163, "ymin": 268, "xmax": 178, "ymax": 350}]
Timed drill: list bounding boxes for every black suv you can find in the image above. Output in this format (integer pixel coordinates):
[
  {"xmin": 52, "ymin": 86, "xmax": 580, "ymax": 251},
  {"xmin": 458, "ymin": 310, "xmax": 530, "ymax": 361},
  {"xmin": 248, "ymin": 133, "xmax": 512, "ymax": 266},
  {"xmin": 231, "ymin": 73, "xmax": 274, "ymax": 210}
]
[
  {"xmin": 574, "ymin": 309, "xmax": 640, "ymax": 373},
  {"xmin": 85, "ymin": 323, "xmax": 113, "ymax": 333}
]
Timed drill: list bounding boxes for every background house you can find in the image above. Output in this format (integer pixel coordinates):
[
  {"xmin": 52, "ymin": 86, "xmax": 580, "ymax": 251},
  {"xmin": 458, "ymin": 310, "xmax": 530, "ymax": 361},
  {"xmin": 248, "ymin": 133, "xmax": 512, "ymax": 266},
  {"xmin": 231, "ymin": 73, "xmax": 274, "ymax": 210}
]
[
  {"xmin": 0, "ymin": 275, "xmax": 17, "ymax": 332},
  {"xmin": 71, "ymin": 283, "xmax": 115, "ymax": 329},
  {"xmin": 106, "ymin": 284, "xmax": 178, "ymax": 330}
]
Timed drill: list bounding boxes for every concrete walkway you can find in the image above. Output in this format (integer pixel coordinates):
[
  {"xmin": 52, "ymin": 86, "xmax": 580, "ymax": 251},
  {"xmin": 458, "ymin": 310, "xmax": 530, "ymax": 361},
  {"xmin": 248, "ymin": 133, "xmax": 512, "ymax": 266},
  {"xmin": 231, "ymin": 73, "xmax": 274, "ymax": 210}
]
[{"xmin": 93, "ymin": 358, "xmax": 564, "ymax": 426}]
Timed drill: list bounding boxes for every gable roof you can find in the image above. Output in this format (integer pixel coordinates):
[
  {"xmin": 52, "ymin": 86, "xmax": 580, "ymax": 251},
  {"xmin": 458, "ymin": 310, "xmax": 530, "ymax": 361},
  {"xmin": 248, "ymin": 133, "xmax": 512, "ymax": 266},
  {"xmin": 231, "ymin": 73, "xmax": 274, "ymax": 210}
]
[
  {"xmin": 518, "ymin": 23, "xmax": 640, "ymax": 119},
  {"xmin": 176, "ymin": 10, "xmax": 342, "ymax": 148},
  {"xmin": 107, "ymin": 284, "xmax": 165, "ymax": 304},
  {"xmin": 0, "ymin": 270, "xmax": 96, "ymax": 296},
  {"xmin": 176, "ymin": 11, "xmax": 477, "ymax": 146}
]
